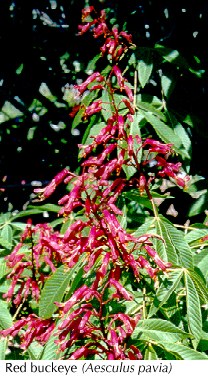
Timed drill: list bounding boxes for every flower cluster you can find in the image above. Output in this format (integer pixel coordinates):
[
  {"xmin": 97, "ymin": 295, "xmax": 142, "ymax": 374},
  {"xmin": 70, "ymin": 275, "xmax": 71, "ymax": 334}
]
[
  {"xmin": 3, "ymin": 221, "xmax": 62, "ymax": 306},
  {"xmin": 54, "ymin": 284, "xmax": 142, "ymax": 359},
  {"xmin": 0, "ymin": 6, "xmax": 187, "ymax": 360}
]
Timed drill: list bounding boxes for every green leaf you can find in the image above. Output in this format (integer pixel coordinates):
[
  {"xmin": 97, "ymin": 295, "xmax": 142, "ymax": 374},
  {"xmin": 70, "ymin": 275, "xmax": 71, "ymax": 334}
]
[
  {"xmin": 72, "ymin": 90, "xmax": 99, "ymax": 130},
  {"xmin": 167, "ymin": 112, "xmax": 191, "ymax": 159},
  {"xmin": 144, "ymin": 345, "xmax": 158, "ymax": 360},
  {"xmin": 187, "ymin": 269, "xmax": 208, "ymax": 304},
  {"xmin": 148, "ymin": 269, "xmax": 183, "ymax": 318},
  {"xmin": 13, "ymin": 205, "xmax": 59, "ymax": 219},
  {"xmin": 27, "ymin": 204, "xmax": 60, "ymax": 212},
  {"xmin": 154, "ymin": 44, "xmax": 189, "ymax": 69},
  {"xmin": 86, "ymin": 53, "xmax": 101, "ymax": 72},
  {"xmin": 185, "ymin": 227, "xmax": 208, "ymax": 244},
  {"xmin": 39, "ymin": 256, "xmax": 85, "ymax": 319},
  {"xmin": 101, "ymin": 89, "xmax": 113, "ymax": 121},
  {"xmin": 194, "ymin": 250, "xmax": 208, "ymax": 281},
  {"xmin": 40, "ymin": 331, "xmax": 60, "ymax": 360},
  {"xmin": 133, "ymin": 319, "xmax": 189, "ymax": 343},
  {"xmin": 124, "ymin": 190, "xmax": 173, "ymax": 211},
  {"xmin": 138, "ymin": 50, "xmax": 153, "ymax": 88},
  {"xmin": 0, "ymin": 338, "xmax": 7, "ymax": 360},
  {"xmin": 0, "ymin": 237, "xmax": 12, "ymax": 249},
  {"xmin": 10, "ymin": 222, "xmax": 27, "ymax": 231},
  {"xmin": 184, "ymin": 271, "xmax": 202, "ymax": 347},
  {"xmin": 154, "ymin": 215, "xmax": 193, "ymax": 268},
  {"xmin": 132, "ymin": 217, "xmax": 155, "ymax": 238},
  {"xmin": 27, "ymin": 342, "xmax": 43, "ymax": 360},
  {"xmin": 123, "ymin": 191, "xmax": 153, "ymax": 210},
  {"xmin": 82, "ymin": 122, "xmax": 106, "ymax": 147},
  {"xmin": 129, "ymin": 113, "xmax": 143, "ymax": 163},
  {"xmin": 0, "ymin": 225, "xmax": 13, "ymax": 247},
  {"xmin": 64, "ymin": 266, "xmax": 84, "ymax": 301},
  {"xmin": 136, "ymin": 94, "xmax": 166, "ymax": 121},
  {"xmin": 188, "ymin": 192, "xmax": 208, "ymax": 217},
  {"xmin": 161, "ymin": 74, "xmax": 175, "ymax": 98},
  {"xmin": 0, "ymin": 258, "xmax": 7, "ymax": 279},
  {"xmin": 0, "ymin": 101, "xmax": 23, "ymax": 124},
  {"xmin": 71, "ymin": 106, "xmax": 85, "ymax": 129},
  {"xmin": 141, "ymin": 111, "xmax": 184, "ymax": 155},
  {"xmin": 0, "ymin": 300, "xmax": 13, "ymax": 329},
  {"xmin": 158, "ymin": 342, "xmax": 208, "ymax": 359},
  {"xmin": 118, "ymin": 139, "xmax": 137, "ymax": 180}
]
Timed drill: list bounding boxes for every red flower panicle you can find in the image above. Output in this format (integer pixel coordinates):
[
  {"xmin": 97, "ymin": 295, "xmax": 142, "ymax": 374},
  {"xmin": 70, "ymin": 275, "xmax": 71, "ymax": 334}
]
[{"xmin": 0, "ymin": 5, "xmax": 189, "ymax": 360}]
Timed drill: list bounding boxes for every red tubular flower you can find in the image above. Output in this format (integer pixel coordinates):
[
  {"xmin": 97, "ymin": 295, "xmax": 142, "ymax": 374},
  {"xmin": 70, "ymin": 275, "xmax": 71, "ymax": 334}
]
[
  {"xmin": 93, "ymin": 22, "xmax": 108, "ymax": 38},
  {"xmin": 144, "ymin": 245, "xmax": 172, "ymax": 270},
  {"xmin": 112, "ymin": 65, "xmax": 125, "ymax": 88},
  {"xmin": 0, "ymin": 315, "xmax": 55, "ymax": 349},
  {"xmin": 82, "ymin": 143, "xmax": 117, "ymax": 167},
  {"xmin": 109, "ymin": 278, "xmax": 133, "ymax": 301},
  {"xmin": 74, "ymin": 72, "xmax": 104, "ymax": 96},
  {"xmin": 92, "ymin": 252, "xmax": 111, "ymax": 289},
  {"xmin": 101, "ymin": 38, "xmax": 117, "ymax": 56},
  {"xmin": 156, "ymin": 156, "xmax": 185, "ymax": 187},
  {"xmin": 34, "ymin": 168, "xmax": 70, "ymax": 199},
  {"xmin": 123, "ymin": 84, "xmax": 134, "ymax": 102},
  {"xmin": 79, "ymin": 311, "xmax": 93, "ymax": 333},
  {"xmin": 128, "ymin": 345, "xmax": 143, "ymax": 360},
  {"xmin": 122, "ymin": 98, "xmax": 135, "ymax": 114},
  {"xmin": 143, "ymin": 138, "xmax": 173, "ymax": 154},
  {"xmin": 78, "ymin": 21, "xmax": 95, "ymax": 35},
  {"xmin": 120, "ymin": 31, "xmax": 132, "ymax": 43},
  {"xmin": 108, "ymin": 329, "xmax": 125, "ymax": 359},
  {"xmin": 69, "ymin": 346, "xmax": 90, "ymax": 360},
  {"xmin": 138, "ymin": 255, "xmax": 158, "ymax": 279},
  {"xmin": 69, "ymin": 104, "xmax": 81, "ymax": 118},
  {"xmin": 84, "ymin": 100, "xmax": 102, "ymax": 118}
]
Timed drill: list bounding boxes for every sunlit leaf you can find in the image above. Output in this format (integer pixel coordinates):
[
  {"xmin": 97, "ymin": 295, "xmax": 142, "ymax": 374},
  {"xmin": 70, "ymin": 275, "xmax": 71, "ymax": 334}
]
[
  {"xmin": 133, "ymin": 319, "xmax": 189, "ymax": 343},
  {"xmin": 138, "ymin": 50, "xmax": 153, "ymax": 88},
  {"xmin": 184, "ymin": 271, "xmax": 202, "ymax": 347},
  {"xmin": 148, "ymin": 269, "xmax": 183, "ymax": 317},
  {"xmin": 39, "ymin": 256, "xmax": 85, "ymax": 319}
]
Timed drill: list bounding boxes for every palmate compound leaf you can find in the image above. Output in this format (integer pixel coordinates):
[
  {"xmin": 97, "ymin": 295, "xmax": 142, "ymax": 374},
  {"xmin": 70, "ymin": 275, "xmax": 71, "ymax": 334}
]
[
  {"xmin": 39, "ymin": 255, "xmax": 85, "ymax": 319},
  {"xmin": 132, "ymin": 319, "xmax": 190, "ymax": 344},
  {"xmin": 184, "ymin": 271, "xmax": 203, "ymax": 348},
  {"xmin": 154, "ymin": 215, "xmax": 193, "ymax": 268},
  {"xmin": 148, "ymin": 269, "xmax": 183, "ymax": 318}
]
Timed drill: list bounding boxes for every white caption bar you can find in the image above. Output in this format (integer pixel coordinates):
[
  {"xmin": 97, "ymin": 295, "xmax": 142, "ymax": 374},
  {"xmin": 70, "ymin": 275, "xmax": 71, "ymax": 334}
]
[{"xmin": 0, "ymin": 360, "xmax": 207, "ymax": 376}]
